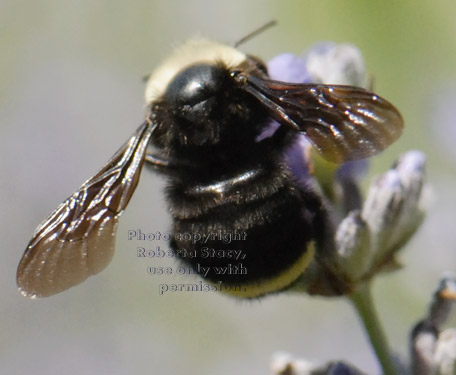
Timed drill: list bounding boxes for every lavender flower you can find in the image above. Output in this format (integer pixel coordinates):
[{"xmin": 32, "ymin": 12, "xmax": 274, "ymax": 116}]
[
  {"xmin": 267, "ymin": 42, "xmax": 370, "ymax": 219},
  {"xmin": 267, "ymin": 43, "xmax": 426, "ymax": 295},
  {"xmin": 266, "ymin": 42, "xmax": 442, "ymax": 375},
  {"xmin": 271, "ymin": 351, "xmax": 366, "ymax": 375},
  {"xmin": 267, "ymin": 42, "xmax": 367, "ymax": 87},
  {"xmin": 305, "ymin": 42, "xmax": 367, "ymax": 87},
  {"xmin": 411, "ymin": 273, "xmax": 456, "ymax": 375},
  {"xmin": 337, "ymin": 151, "xmax": 427, "ymax": 284}
]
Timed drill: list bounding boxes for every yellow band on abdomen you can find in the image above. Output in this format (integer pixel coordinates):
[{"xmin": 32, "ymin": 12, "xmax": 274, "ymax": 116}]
[{"xmin": 218, "ymin": 242, "xmax": 315, "ymax": 299}]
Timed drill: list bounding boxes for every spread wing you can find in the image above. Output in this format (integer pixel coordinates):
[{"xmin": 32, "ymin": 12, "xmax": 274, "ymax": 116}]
[
  {"xmin": 17, "ymin": 120, "xmax": 156, "ymax": 298},
  {"xmin": 243, "ymin": 76, "xmax": 404, "ymax": 164}
]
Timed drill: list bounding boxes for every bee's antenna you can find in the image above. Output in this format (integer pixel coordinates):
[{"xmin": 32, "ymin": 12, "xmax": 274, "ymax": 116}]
[{"xmin": 234, "ymin": 20, "xmax": 277, "ymax": 48}]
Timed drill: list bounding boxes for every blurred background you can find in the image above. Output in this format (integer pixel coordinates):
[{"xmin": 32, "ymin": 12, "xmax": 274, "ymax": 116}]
[{"xmin": 1, "ymin": 1, "xmax": 455, "ymax": 374}]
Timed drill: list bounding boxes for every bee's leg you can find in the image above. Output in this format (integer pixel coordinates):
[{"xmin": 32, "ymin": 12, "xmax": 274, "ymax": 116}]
[
  {"xmin": 145, "ymin": 152, "xmax": 193, "ymax": 174},
  {"xmin": 145, "ymin": 153, "xmax": 172, "ymax": 171}
]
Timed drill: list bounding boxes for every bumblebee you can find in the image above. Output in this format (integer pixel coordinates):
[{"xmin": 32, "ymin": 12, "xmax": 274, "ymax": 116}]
[{"xmin": 17, "ymin": 38, "xmax": 403, "ymax": 298}]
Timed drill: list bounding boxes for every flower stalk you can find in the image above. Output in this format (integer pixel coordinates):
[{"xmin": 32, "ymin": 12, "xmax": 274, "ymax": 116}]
[{"xmin": 349, "ymin": 284, "xmax": 398, "ymax": 375}]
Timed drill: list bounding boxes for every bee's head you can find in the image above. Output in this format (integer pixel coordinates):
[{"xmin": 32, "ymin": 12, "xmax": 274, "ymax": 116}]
[{"xmin": 146, "ymin": 38, "xmax": 269, "ymax": 152}]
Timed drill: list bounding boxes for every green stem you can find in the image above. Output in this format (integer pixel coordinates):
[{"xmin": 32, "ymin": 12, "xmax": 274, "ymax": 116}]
[{"xmin": 349, "ymin": 284, "xmax": 397, "ymax": 375}]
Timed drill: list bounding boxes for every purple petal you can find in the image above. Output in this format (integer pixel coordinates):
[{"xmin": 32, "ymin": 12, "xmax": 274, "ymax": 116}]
[
  {"xmin": 266, "ymin": 43, "xmax": 369, "ymax": 183},
  {"xmin": 267, "ymin": 53, "xmax": 311, "ymax": 83},
  {"xmin": 284, "ymin": 135, "xmax": 312, "ymax": 185},
  {"xmin": 336, "ymin": 160, "xmax": 368, "ymax": 182}
]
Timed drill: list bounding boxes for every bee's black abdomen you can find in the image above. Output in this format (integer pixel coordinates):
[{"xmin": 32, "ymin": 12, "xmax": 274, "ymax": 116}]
[{"xmin": 167, "ymin": 161, "xmax": 325, "ymax": 288}]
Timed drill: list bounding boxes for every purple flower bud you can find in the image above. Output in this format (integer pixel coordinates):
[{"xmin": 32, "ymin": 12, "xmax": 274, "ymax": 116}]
[
  {"xmin": 336, "ymin": 211, "xmax": 371, "ymax": 280},
  {"xmin": 270, "ymin": 351, "xmax": 365, "ymax": 375},
  {"xmin": 411, "ymin": 273, "xmax": 456, "ymax": 375},
  {"xmin": 435, "ymin": 329, "xmax": 456, "ymax": 375},
  {"xmin": 361, "ymin": 151, "xmax": 426, "ymax": 271},
  {"xmin": 284, "ymin": 135, "xmax": 312, "ymax": 185},
  {"xmin": 336, "ymin": 151, "xmax": 427, "ymax": 283},
  {"xmin": 305, "ymin": 42, "xmax": 367, "ymax": 87}
]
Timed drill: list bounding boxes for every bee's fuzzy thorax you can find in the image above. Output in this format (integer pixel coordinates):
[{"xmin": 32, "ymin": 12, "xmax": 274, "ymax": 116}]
[{"xmin": 145, "ymin": 37, "xmax": 246, "ymax": 104}]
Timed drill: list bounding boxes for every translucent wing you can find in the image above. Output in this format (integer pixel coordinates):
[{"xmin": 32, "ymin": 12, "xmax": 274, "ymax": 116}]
[
  {"xmin": 243, "ymin": 75, "xmax": 404, "ymax": 164},
  {"xmin": 17, "ymin": 120, "xmax": 155, "ymax": 298}
]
